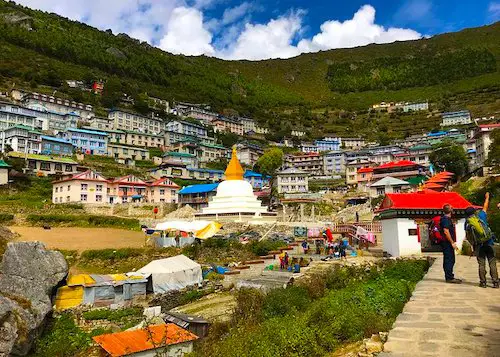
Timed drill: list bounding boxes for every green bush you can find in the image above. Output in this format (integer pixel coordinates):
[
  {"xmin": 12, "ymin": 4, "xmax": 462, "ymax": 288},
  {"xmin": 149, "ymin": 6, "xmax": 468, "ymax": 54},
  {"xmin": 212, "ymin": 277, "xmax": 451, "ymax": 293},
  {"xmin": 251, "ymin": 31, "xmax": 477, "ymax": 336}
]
[
  {"xmin": 246, "ymin": 240, "xmax": 286, "ymax": 256},
  {"xmin": 32, "ymin": 313, "xmax": 91, "ymax": 357},
  {"xmin": 262, "ymin": 286, "xmax": 311, "ymax": 319},
  {"xmin": 0, "ymin": 213, "xmax": 14, "ymax": 224},
  {"xmin": 82, "ymin": 307, "xmax": 142, "ymax": 322},
  {"xmin": 80, "ymin": 248, "xmax": 144, "ymax": 261},
  {"xmin": 25, "ymin": 214, "xmax": 140, "ymax": 230}
]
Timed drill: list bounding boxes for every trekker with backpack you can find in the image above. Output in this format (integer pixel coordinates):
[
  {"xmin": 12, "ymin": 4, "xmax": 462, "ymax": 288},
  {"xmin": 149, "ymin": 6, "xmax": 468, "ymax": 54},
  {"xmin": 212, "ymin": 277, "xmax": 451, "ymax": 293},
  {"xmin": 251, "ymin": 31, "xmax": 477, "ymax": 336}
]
[
  {"xmin": 465, "ymin": 193, "xmax": 499, "ymax": 288},
  {"xmin": 440, "ymin": 204, "xmax": 462, "ymax": 284}
]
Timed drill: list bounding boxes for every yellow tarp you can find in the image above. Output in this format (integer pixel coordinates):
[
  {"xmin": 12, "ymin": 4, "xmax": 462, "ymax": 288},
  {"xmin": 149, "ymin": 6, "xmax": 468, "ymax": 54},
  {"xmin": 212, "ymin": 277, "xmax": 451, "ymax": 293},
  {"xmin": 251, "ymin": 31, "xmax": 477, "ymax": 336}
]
[
  {"xmin": 55, "ymin": 285, "xmax": 84, "ymax": 310},
  {"xmin": 109, "ymin": 274, "xmax": 128, "ymax": 281},
  {"xmin": 195, "ymin": 221, "xmax": 222, "ymax": 239},
  {"xmin": 67, "ymin": 274, "xmax": 95, "ymax": 287}
]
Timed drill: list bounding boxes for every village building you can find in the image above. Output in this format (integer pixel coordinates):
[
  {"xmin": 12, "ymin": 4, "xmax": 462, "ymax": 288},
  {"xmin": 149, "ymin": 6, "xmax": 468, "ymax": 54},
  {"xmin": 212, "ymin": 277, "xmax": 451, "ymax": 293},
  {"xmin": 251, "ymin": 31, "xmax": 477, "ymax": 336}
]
[
  {"xmin": 148, "ymin": 177, "xmax": 180, "ymax": 203},
  {"xmin": 300, "ymin": 142, "xmax": 319, "ymax": 153},
  {"xmin": 239, "ymin": 117, "xmax": 256, "ymax": 134},
  {"xmin": 474, "ymin": 123, "xmax": 500, "ymax": 169},
  {"xmin": 108, "ymin": 175, "xmax": 149, "ymax": 204},
  {"xmin": 403, "ymin": 101, "xmax": 429, "ymax": 112},
  {"xmin": 178, "ymin": 183, "xmax": 219, "ymax": 210},
  {"xmin": 86, "ymin": 127, "xmax": 127, "ymax": 144},
  {"xmin": 164, "ymin": 312, "xmax": 210, "ymax": 338},
  {"xmin": 276, "ymin": 167, "xmax": 309, "ymax": 194},
  {"xmin": 291, "ymin": 130, "xmax": 306, "ymax": 137},
  {"xmin": 441, "ymin": 110, "xmax": 472, "ymax": 126},
  {"xmin": 163, "ymin": 152, "xmax": 198, "ymax": 168},
  {"xmin": 176, "ymin": 103, "xmax": 218, "ymax": 125},
  {"xmin": 0, "ymin": 101, "xmax": 41, "ymax": 130},
  {"xmin": 340, "ymin": 137, "xmax": 366, "ymax": 149},
  {"xmin": 148, "ymin": 96, "xmax": 170, "ymax": 112},
  {"xmin": 21, "ymin": 92, "xmax": 94, "ymax": 119},
  {"xmin": 254, "ymin": 125, "xmax": 269, "ymax": 135},
  {"xmin": 285, "ymin": 152, "xmax": 323, "ymax": 175},
  {"xmin": 40, "ymin": 135, "xmax": 74, "ymax": 156},
  {"xmin": 0, "ymin": 124, "xmax": 42, "ymax": 154},
  {"xmin": 87, "ymin": 116, "xmax": 114, "ymax": 130},
  {"xmin": 345, "ymin": 158, "xmax": 374, "ymax": 185},
  {"xmin": 356, "ymin": 167, "xmax": 374, "ymax": 191},
  {"xmin": 123, "ymin": 130, "xmax": 165, "ymax": 148},
  {"xmin": 323, "ymin": 150, "xmax": 346, "ymax": 175},
  {"xmin": 212, "ymin": 117, "xmax": 244, "ymax": 136},
  {"xmin": 93, "ymin": 324, "xmax": 199, "ymax": 357},
  {"xmin": 166, "ymin": 120, "xmax": 207, "ymax": 137},
  {"xmin": 108, "ymin": 109, "xmax": 164, "ymax": 134},
  {"xmin": 371, "ymin": 160, "xmax": 425, "ymax": 181},
  {"xmin": 315, "ymin": 137, "xmax": 342, "ymax": 152},
  {"xmin": 188, "ymin": 168, "xmax": 224, "ymax": 181},
  {"xmin": 377, "ymin": 191, "xmax": 473, "ymax": 257},
  {"xmin": 52, "ymin": 170, "xmax": 109, "ymax": 204},
  {"xmin": 236, "ymin": 142, "xmax": 263, "ymax": 167},
  {"xmin": 368, "ymin": 176, "xmax": 411, "ymax": 197},
  {"xmin": 169, "ymin": 140, "xmax": 227, "ymax": 164},
  {"xmin": 243, "ymin": 170, "xmax": 271, "ymax": 189},
  {"xmin": 59, "ymin": 128, "xmax": 107, "ymax": 155},
  {"xmin": 107, "ymin": 143, "xmax": 150, "ymax": 162},
  {"xmin": 0, "ymin": 160, "xmax": 10, "ymax": 185},
  {"xmin": 392, "ymin": 144, "xmax": 432, "ymax": 167},
  {"xmin": 163, "ymin": 130, "xmax": 216, "ymax": 147},
  {"xmin": 55, "ymin": 273, "xmax": 147, "ymax": 310}
]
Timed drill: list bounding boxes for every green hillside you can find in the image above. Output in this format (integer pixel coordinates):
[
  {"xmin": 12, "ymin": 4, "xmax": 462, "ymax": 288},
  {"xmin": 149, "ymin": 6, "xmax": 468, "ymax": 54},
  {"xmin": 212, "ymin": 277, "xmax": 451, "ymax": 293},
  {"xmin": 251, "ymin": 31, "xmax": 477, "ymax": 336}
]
[{"xmin": 1, "ymin": 1, "xmax": 500, "ymax": 140}]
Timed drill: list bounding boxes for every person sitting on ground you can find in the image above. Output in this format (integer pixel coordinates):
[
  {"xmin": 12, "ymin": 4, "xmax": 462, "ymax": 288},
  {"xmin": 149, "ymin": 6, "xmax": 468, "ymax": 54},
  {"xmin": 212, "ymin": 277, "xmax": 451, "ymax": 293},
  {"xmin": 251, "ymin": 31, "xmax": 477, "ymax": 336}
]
[
  {"xmin": 440, "ymin": 204, "xmax": 462, "ymax": 284},
  {"xmin": 465, "ymin": 192, "xmax": 499, "ymax": 288},
  {"xmin": 301, "ymin": 240, "xmax": 308, "ymax": 254}
]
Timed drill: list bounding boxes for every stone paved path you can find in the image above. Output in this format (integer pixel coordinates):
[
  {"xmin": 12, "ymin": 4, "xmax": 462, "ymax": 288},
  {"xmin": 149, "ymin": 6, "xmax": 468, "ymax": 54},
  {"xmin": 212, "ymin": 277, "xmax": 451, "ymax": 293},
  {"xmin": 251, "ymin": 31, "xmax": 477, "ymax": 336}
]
[{"xmin": 381, "ymin": 255, "xmax": 500, "ymax": 357}]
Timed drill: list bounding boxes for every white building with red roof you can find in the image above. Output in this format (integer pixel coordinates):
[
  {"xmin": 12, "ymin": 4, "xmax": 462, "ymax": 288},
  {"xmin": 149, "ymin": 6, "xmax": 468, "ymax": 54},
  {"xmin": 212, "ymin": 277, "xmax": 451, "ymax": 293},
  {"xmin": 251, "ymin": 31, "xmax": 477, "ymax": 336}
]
[
  {"xmin": 52, "ymin": 170, "xmax": 109, "ymax": 204},
  {"xmin": 377, "ymin": 191, "xmax": 475, "ymax": 257},
  {"xmin": 148, "ymin": 177, "xmax": 180, "ymax": 204}
]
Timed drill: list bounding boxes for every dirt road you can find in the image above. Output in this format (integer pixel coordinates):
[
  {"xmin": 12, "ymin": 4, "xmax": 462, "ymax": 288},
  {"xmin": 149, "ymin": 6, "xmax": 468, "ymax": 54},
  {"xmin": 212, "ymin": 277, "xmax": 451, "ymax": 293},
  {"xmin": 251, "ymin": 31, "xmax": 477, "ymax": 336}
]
[{"xmin": 9, "ymin": 226, "xmax": 146, "ymax": 251}]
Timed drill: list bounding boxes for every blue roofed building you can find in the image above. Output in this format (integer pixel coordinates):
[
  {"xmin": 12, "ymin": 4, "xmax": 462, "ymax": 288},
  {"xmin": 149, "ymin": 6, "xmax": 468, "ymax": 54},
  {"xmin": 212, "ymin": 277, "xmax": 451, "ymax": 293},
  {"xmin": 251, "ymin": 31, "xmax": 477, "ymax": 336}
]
[
  {"xmin": 243, "ymin": 170, "xmax": 271, "ymax": 189},
  {"xmin": 187, "ymin": 168, "xmax": 224, "ymax": 182},
  {"xmin": 59, "ymin": 128, "xmax": 107, "ymax": 155},
  {"xmin": 41, "ymin": 136, "xmax": 74, "ymax": 156},
  {"xmin": 178, "ymin": 183, "xmax": 219, "ymax": 211}
]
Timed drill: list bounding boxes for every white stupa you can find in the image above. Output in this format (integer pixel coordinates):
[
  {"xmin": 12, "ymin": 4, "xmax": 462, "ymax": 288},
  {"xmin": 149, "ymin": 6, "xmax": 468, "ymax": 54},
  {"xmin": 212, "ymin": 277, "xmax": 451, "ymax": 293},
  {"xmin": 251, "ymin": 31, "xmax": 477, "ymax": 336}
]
[{"xmin": 200, "ymin": 147, "xmax": 270, "ymax": 217}]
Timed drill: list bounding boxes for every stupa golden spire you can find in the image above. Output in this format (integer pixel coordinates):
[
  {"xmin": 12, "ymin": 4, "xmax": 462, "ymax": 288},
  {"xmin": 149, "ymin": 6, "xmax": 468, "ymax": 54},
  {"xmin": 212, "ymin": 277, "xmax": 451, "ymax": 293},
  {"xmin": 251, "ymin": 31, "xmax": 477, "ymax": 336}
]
[{"xmin": 225, "ymin": 146, "xmax": 244, "ymax": 180}]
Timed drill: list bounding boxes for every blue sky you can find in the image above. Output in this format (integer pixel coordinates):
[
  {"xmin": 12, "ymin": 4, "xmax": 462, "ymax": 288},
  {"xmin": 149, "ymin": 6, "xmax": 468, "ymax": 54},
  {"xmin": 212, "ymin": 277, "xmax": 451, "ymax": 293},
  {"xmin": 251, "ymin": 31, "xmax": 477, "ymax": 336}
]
[{"xmin": 14, "ymin": 0, "xmax": 500, "ymax": 60}]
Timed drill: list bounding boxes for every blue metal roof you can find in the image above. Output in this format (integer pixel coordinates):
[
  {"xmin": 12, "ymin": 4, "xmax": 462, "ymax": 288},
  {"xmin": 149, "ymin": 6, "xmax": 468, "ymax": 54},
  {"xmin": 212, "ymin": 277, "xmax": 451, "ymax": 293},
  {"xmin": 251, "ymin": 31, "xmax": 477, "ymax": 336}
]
[
  {"xmin": 67, "ymin": 128, "xmax": 108, "ymax": 136},
  {"xmin": 244, "ymin": 170, "xmax": 271, "ymax": 179},
  {"xmin": 41, "ymin": 136, "xmax": 73, "ymax": 144},
  {"xmin": 427, "ymin": 131, "xmax": 447, "ymax": 137},
  {"xmin": 179, "ymin": 183, "xmax": 219, "ymax": 194}
]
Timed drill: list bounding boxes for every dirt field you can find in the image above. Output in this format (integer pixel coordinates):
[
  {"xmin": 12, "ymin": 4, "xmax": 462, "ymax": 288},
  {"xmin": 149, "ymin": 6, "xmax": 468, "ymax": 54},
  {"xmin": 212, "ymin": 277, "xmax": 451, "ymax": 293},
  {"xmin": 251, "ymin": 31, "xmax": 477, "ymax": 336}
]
[{"xmin": 9, "ymin": 226, "xmax": 147, "ymax": 251}]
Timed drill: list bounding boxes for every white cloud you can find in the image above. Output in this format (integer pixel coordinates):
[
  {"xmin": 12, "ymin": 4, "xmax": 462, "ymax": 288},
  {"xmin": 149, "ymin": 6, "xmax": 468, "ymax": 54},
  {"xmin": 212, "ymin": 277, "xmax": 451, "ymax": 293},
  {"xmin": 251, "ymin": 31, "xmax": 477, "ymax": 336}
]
[
  {"xmin": 297, "ymin": 5, "xmax": 421, "ymax": 53},
  {"xmin": 489, "ymin": 2, "xmax": 500, "ymax": 20},
  {"xmin": 14, "ymin": 1, "xmax": 422, "ymax": 60},
  {"xmin": 222, "ymin": 2, "xmax": 252, "ymax": 25},
  {"xmin": 158, "ymin": 7, "xmax": 215, "ymax": 56}
]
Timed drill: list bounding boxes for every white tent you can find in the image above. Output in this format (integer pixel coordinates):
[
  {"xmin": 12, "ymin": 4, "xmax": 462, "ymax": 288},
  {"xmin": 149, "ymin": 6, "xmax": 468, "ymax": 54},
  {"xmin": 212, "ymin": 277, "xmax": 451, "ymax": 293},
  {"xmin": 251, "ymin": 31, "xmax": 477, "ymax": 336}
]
[
  {"xmin": 154, "ymin": 220, "xmax": 213, "ymax": 232},
  {"xmin": 136, "ymin": 255, "xmax": 202, "ymax": 294}
]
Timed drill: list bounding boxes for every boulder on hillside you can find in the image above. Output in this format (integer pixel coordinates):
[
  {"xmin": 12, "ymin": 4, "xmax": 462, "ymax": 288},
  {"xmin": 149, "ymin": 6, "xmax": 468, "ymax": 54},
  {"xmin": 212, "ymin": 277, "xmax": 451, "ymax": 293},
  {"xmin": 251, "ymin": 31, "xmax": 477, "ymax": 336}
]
[{"xmin": 0, "ymin": 242, "xmax": 68, "ymax": 355}]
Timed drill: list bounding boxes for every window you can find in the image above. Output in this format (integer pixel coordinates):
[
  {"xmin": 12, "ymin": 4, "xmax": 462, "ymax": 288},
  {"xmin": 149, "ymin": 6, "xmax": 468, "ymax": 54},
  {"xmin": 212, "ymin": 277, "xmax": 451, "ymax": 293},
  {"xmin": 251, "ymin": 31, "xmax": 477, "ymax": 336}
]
[
  {"xmin": 81, "ymin": 184, "xmax": 88, "ymax": 191},
  {"xmin": 55, "ymin": 187, "xmax": 58, "ymax": 193},
  {"xmin": 96, "ymin": 195, "xmax": 102, "ymax": 202},
  {"xmin": 40, "ymin": 162, "xmax": 51, "ymax": 171},
  {"xmin": 65, "ymin": 165, "xmax": 73, "ymax": 172},
  {"xmin": 159, "ymin": 189, "xmax": 165, "ymax": 195},
  {"xmin": 96, "ymin": 185, "xmax": 103, "ymax": 192},
  {"xmin": 81, "ymin": 194, "xmax": 87, "ymax": 201},
  {"xmin": 68, "ymin": 185, "xmax": 71, "ymax": 191},
  {"xmin": 66, "ymin": 196, "xmax": 70, "ymax": 202},
  {"xmin": 54, "ymin": 163, "xmax": 62, "ymax": 171},
  {"xmin": 376, "ymin": 187, "xmax": 385, "ymax": 196}
]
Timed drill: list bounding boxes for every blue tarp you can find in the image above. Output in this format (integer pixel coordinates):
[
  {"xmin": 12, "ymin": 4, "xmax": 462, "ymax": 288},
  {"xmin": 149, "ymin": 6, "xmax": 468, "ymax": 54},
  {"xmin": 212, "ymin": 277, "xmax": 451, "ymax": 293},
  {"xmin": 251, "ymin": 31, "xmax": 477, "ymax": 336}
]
[{"xmin": 179, "ymin": 183, "xmax": 219, "ymax": 195}]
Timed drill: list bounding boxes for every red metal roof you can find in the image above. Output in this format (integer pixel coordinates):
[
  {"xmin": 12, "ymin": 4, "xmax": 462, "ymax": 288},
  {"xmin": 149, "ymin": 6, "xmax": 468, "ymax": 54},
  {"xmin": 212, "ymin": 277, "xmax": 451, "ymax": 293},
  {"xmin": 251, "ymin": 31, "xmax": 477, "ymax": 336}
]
[
  {"xmin": 377, "ymin": 160, "xmax": 420, "ymax": 169},
  {"xmin": 150, "ymin": 177, "xmax": 180, "ymax": 188},
  {"xmin": 379, "ymin": 191, "xmax": 473, "ymax": 211},
  {"xmin": 423, "ymin": 182, "xmax": 445, "ymax": 188},
  {"xmin": 479, "ymin": 123, "xmax": 500, "ymax": 128},
  {"xmin": 93, "ymin": 324, "xmax": 198, "ymax": 357},
  {"xmin": 426, "ymin": 177, "xmax": 450, "ymax": 183},
  {"xmin": 357, "ymin": 167, "xmax": 374, "ymax": 173}
]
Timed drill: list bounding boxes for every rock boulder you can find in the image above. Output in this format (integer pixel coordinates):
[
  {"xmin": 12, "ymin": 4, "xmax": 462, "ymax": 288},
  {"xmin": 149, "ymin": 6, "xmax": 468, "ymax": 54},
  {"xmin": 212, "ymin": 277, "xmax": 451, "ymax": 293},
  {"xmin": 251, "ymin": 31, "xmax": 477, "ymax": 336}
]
[{"xmin": 0, "ymin": 242, "xmax": 68, "ymax": 355}]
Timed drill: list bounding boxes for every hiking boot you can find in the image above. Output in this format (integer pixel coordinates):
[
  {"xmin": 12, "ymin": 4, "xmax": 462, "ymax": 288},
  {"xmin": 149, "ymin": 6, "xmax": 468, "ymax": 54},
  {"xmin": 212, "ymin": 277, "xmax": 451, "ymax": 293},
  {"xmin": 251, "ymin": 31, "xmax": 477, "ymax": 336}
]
[
  {"xmin": 446, "ymin": 279, "xmax": 462, "ymax": 284},
  {"xmin": 479, "ymin": 281, "xmax": 487, "ymax": 288},
  {"xmin": 493, "ymin": 282, "xmax": 499, "ymax": 289}
]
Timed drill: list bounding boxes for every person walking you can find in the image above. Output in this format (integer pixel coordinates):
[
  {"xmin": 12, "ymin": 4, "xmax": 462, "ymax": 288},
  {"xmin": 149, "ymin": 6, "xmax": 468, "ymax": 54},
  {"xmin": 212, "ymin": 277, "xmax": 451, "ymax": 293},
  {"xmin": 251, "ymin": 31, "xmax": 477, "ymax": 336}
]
[
  {"xmin": 440, "ymin": 204, "xmax": 462, "ymax": 284},
  {"xmin": 465, "ymin": 193, "xmax": 499, "ymax": 288}
]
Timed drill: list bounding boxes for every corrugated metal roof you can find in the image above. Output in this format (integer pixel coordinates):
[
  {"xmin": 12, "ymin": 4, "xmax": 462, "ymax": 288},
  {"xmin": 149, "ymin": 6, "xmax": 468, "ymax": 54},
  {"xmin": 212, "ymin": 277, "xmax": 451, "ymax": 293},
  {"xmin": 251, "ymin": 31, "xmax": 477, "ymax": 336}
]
[
  {"xmin": 179, "ymin": 183, "xmax": 219, "ymax": 195},
  {"xmin": 93, "ymin": 323, "xmax": 198, "ymax": 356}
]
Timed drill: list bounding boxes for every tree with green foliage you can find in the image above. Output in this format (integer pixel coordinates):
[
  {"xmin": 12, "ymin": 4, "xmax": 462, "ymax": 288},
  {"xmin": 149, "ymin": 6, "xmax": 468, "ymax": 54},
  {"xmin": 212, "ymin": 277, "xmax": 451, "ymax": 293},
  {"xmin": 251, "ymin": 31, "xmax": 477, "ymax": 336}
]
[
  {"xmin": 254, "ymin": 148, "xmax": 284, "ymax": 177},
  {"xmin": 430, "ymin": 140, "xmax": 469, "ymax": 177}
]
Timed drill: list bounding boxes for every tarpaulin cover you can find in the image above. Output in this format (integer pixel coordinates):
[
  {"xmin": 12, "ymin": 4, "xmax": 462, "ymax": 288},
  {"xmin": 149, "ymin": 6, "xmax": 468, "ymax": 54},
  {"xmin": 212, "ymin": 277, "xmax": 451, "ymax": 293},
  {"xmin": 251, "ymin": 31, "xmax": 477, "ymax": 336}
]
[
  {"xmin": 136, "ymin": 255, "xmax": 202, "ymax": 294},
  {"xmin": 55, "ymin": 285, "xmax": 83, "ymax": 310},
  {"xmin": 195, "ymin": 221, "xmax": 222, "ymax": 239},
  {"xmin": 154, "ymin": 220, "xmax": 214, "ymax": 232}
]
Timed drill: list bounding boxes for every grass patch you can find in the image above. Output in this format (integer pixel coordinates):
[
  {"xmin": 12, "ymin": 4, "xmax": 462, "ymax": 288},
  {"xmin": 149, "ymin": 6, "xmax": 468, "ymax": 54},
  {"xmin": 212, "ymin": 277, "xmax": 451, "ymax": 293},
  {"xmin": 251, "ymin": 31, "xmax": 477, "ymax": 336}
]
[
  {"xmin": 82, "ymin": 307, "xmax": 142, "ymax": 322},
  {"xmin": 26, "ymin": 214, "xmax": 140, "ymax": 230},
  {"xmin": 196, "ymin": 259, "xmax": 429, "ymax": 357},
  {"xmin": 0, "ymin": 213, "xmax": 14, "ymax": 224}
]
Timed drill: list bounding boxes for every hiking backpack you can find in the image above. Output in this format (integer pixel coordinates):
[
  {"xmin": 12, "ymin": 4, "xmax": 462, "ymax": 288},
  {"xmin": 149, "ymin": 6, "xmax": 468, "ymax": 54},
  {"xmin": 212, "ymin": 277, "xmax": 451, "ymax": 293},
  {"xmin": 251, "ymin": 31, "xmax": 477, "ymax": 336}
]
[
  {"xmin": 429, "ymin": 216, "xmax": 443, "ymax": 244},
  {"xmin": 465, "ymin": 215, "xmax": 493, "ymax": 246}
]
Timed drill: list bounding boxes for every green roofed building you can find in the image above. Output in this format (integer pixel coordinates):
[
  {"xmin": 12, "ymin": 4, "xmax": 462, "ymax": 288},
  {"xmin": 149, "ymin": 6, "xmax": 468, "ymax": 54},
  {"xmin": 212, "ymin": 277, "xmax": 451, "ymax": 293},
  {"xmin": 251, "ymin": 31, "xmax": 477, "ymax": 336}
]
[
  {"xmin": 0, "ymin": 159, "xmax": 11, "ymax": 185},
  {"xmin": 405, "ymin": 175, "xmax": 428, "ymax": 186},
  {"xmin": 8, "ymin": 151, "xmax": 78, "ymax": 176}
]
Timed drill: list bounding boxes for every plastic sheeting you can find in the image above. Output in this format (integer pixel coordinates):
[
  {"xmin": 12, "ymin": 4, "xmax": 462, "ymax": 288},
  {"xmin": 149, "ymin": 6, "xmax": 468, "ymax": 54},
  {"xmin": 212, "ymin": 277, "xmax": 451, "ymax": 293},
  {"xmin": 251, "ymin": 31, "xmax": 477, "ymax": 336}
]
[
  {"xmin": 136, "ymin": 255, "xmax": 202, "ymax": 294},
  {"xmin": 55, "ymin": 286, "xmax": 84, "ymax": 310},
  {"xmin": 154, "ymin": 220, "xmax": 221, "ymax": 238}
]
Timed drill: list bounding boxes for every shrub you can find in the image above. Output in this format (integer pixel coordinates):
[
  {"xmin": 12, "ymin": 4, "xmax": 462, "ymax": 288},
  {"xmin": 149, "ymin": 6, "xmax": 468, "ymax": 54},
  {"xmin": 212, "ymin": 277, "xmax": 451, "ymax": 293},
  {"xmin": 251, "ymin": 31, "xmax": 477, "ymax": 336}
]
[
  {"xmin": 80, "ymin": 248, "xmax": 144, "ymax": 261},
  {"xmin": 0, "ymin": 213, "xmax": 14, "ymax": 224},
  {"xmin": 25, "ymin": 214, "xmax": 140, "ymax": 230},
  {"xmin": 82, "ymin": 307, "xmax": 142, "ymax": 321},
  {"xmin": 262, "ymin": 286, "xmax": 311, "ymax": 319},
  {"xmin": 246, "ymin": 240, "xmax": 285, "ymax": 256},
  {"xmin": 232, "ymin": 288, "xmax": 265, "ymax": 325}
]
